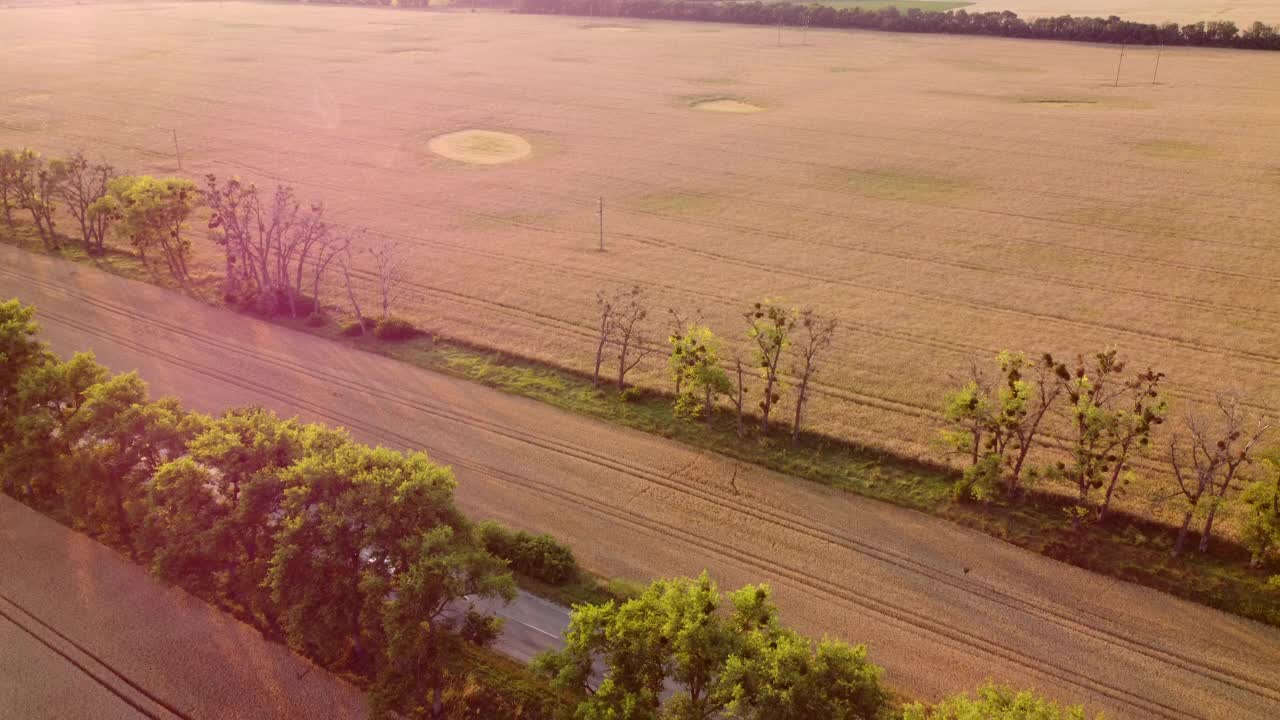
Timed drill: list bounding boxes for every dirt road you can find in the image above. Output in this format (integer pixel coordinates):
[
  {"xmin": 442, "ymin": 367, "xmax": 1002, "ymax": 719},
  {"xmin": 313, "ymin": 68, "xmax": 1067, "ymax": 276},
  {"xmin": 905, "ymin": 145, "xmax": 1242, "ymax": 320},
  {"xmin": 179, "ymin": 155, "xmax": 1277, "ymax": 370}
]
[
  {"xmin": 2, "ymin": 245, "xmax": 1277, "ymax": 719},
  {"xmin": 0, "ymin": 495, "xmax": 369, "ymax": 720}
]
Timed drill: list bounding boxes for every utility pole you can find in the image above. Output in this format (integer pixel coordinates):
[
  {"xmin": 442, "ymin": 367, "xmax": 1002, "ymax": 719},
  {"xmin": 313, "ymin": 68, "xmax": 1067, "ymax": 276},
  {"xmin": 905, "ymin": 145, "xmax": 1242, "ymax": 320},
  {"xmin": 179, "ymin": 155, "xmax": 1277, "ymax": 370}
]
[
  {"xmin": 172, "ymin": 129, "xmax": 183, "ymax": 171},
  {"xmin": 1113, "ymin": 42, "xmax": 1126, "ymax": 87},
  {"xmin": 597, "ymin": 197, "xmax": 604, "ymax": 252},
  {"xmin": 777, "ymin": 14, "xmax": 783, "ymax": 47},
  {"xmin": 802, "ymin": 11, "xmax": 810, "ymax": 45},
  {"xmin": 1152, "ymin": 44, "xmax": 1163, "ymax": 85}
]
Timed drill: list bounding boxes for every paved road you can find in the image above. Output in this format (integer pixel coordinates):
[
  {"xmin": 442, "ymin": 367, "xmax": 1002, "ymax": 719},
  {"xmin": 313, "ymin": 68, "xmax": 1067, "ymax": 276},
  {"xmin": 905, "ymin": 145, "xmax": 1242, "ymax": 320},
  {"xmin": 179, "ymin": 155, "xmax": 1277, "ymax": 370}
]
[{"xmin": 3, "ymin": 245, "xmax": 1279, "ymax": 719}]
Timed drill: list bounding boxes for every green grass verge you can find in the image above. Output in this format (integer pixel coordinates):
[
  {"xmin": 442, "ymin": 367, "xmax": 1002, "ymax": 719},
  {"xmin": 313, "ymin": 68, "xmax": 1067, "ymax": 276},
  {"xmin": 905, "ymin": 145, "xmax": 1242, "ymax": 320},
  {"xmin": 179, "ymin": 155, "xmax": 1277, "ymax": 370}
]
[{"xmin": 3, "ymin": 222, "xmax": 1277, "ymax": 628}]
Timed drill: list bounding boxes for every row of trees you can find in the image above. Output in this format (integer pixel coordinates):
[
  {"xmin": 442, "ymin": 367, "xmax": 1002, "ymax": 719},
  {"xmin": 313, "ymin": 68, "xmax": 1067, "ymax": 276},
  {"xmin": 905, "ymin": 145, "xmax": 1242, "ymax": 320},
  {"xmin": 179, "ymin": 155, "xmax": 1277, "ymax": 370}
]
[
  {"xmin": 0, "ymin": 298, "xmax": 551, "ymax": 718},
  {"xmin": 942, "ymin": 350, "xmax": 1280, "ymax": 566},
  {"xmin": 593, "ymin": 288, "xmax": 837, "ymax": 441},
  {"xmin": 515, "ymin": 0, "xmax": 1280, "ymax": 50},
  {"xmin": 1, "ymin": 146, "xmax": 415, "ymax": 334},
  {"xmin": 538, "ymin": 572, "xmax": 1099, "ymax": 720},
  {"xmin": 1, "ymin": 298, "xmax": 1094, "ymax": 718}
]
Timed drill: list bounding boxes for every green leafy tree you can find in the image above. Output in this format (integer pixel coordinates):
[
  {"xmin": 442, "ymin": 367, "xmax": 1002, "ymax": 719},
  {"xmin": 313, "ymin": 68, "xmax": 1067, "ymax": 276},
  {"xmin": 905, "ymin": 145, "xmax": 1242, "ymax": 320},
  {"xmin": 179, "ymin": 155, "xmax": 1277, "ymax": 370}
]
[
  {"xmin": 536, "ymin": 573, "xmax": 885, "ymax": 720},
  {"xmin": 902, "ymin": 682, "xmax": 1100, "ymax": 720},
  {"xmin": 102, "ymin": 175, "xmax": 199, "ymax": 286},
  {"xmin": 0, "ymin": 149, "xmax": 24, "ymax": 226},
  {"xmin": 369, "ymin": 525, "xmax": 516, "ymax": 720},
  {"xmin": 942, "ymin": 352, "xmax": 1062, "ymax": 501},
  {"xmin": 61, "ymin": 373, "xmax": 196, "ymax": 555},
  {"xmin": 744, "ymin": 299, "xmax": 795, "ymax": 435},
  {"xmin": 670, "ymin": 324, "xmax": 732, "ymax": 428},
  {"xmin": 1241, "ymin": 454, "xmax": 1280, "ymax": 568},
  {"xmin": 141, "ymin": 409, "xmax": 343, "ymax": 619},
  {"xmin": 0, "ymin": 351, "xmax": 108, "ymax": 509},
  {"xmin": 268, "ymin": 442, "xmax": 470, "ymax": 673}
]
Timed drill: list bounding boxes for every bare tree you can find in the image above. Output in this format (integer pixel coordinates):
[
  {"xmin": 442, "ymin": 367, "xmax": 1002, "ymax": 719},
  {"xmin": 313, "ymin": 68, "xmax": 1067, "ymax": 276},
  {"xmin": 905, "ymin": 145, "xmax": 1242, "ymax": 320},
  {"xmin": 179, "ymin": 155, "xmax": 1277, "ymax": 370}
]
[
  {"xmin": 369, "ymin": 237, "xmax": 406, "ymax": 321},
  {"xmin": 789, "ymin": 310, "xmax": 837, "ymax": 442},
  {"xmin": 612, "ymin": 286, "xmax": 657, "ymax": 391},
  {"xmin": 731, "ymin": 355, "xmax": 749, "ymax": 438},
  {"xmin": 204, "ymin": 176, "xmax": 306, "ymax": 313},
  {"xmin": 1168, "ymin": 394, "xmax": 1270, "ymax": 555},
  {"xmin": 338, "ymin": 244, "xmax": 367, "ymax": 334},
  {"xmin": 308, "ymin": 224, "xmax": 354, "ymax": 321},
  {"xmin": 593, "ymin": 290, "xmax": 616, "ymax": 388},
  {"xmin": 56, "ymin": 150, "xmax": 114, "ymax": 255},
  {"xmin": 12, "ymin": 149, "xmax": 63, "ymax": 248}
]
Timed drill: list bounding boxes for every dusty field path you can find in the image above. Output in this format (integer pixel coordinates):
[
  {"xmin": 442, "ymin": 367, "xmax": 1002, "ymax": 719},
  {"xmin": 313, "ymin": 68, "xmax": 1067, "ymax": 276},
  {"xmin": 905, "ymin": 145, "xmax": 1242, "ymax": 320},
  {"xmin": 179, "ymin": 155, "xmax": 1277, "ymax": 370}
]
[
  {"xmin": 0, "ymin": 496, "xmax": 369, "ymax": 720},
  {"xmin": 3, "ymin": 246, "xmax": 1278, "ymax": 718}
]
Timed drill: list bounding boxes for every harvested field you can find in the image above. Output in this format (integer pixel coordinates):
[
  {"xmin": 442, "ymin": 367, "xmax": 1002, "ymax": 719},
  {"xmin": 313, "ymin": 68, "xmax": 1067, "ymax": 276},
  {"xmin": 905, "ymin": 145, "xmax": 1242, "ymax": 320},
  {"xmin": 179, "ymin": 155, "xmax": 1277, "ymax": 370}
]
[{"xmin": 3, "ymin": 2, "xmax": 1280, "ymax": 527}]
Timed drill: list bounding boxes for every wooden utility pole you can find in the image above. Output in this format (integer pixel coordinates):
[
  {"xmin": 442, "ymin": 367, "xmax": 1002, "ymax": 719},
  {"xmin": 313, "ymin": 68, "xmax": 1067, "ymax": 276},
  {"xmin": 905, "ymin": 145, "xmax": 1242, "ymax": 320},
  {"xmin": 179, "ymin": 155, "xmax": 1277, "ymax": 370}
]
[
  {"xmin": 1113, "ymin": 42, "xmax": 1126, "ymax": 87},
  {"xmin": 777, "ymin": 14, "xmax": 783, "ymax": 46},
  {"xmin": 1152, "ymin": 44, "xmax": 1163, "ymax": 85},
  {"xmin": 597, "ymin": 197, "xmax": 604, "ymax": 252},
  {"xmin": 172, "ymin": 129, "xmax": 183, "ymax": 171}
]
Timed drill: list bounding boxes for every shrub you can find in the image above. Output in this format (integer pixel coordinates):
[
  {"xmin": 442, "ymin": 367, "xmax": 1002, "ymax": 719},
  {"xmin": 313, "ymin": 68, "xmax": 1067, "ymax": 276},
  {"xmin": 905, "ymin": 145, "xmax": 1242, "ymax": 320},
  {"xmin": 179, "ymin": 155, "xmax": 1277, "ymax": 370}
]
[
  {"xmin": 304, "ymin": 312, "xmax": 325, "ymax": 327},
  {"xmin": 619, "ymin": 386, "xmax": 643, "ymax": 403},
  {"xmin": 476, "ymin": 520, "xmax": 578, "ymax": 586},
  {"xmin": 339, "ymin": 320, "xmax": 365, "ymax": 337},
  {"xmin": 373, "ymin": 316, "xmax": 418, "ymax": 341}
]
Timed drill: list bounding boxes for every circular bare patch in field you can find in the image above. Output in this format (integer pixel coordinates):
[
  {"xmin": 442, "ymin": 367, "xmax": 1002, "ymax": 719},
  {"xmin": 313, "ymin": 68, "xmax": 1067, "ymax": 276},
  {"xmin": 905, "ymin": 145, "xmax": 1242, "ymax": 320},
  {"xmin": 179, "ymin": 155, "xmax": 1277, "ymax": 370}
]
[
  {"xmin": 693, "ymin": 98, "xmax": 763, "ymax": 114},
  {"xmin": 427, "ymin": 130, "xmax": 532, "ymax": 165}
]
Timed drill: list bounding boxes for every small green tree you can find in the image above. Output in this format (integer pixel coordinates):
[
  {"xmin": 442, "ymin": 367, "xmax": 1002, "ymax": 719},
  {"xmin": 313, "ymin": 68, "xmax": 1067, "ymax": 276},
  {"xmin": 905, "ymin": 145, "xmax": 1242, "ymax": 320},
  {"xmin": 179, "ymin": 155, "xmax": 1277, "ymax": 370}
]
[
  {"xmin": 671, "ymin": 324, "xmax": 732, "ymax": 428},
  {"xmin": 102, "ymin": 175, "xmax": 199, "ymax": 286},
  {"xmin": 0, "ymin": 149, "xmax": 24, "ymax": 226},
  {"xmin": 942, "ymin": 352, "xmax": 1062, "ymax": 501},
  {"xmin": 1241, "ymin": 454, "xmax": 1280, "ymax": 568},
  {"xmin": 745, "ymin": 299, "xmax": 795, "ymax": 435},
  {"xmin": 902, "ymin": 682, "xmax": 1099, "ymax": 720}
]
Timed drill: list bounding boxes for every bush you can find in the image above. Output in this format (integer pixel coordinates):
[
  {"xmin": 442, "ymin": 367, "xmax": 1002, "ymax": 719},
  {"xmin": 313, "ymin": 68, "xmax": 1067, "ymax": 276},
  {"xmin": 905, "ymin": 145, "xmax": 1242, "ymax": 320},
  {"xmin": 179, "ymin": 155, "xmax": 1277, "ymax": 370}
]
[
  {"xmin": 476, "ymin": 520, "xmax": 578, "ymax": 586},
  {"xmin": 304, "ymin": 312, "xmax": 326, "ymax": 327},
  {"xmin": 339, "ymin": 320, "xmax": 366, "ymax": 337},
  {"xmin": 619, "ymin": 387, "xmax": 643, "ymax": 403},
  {"xmin": 373, "ymin": 316, "xmax": 418, "ymax": 341}
]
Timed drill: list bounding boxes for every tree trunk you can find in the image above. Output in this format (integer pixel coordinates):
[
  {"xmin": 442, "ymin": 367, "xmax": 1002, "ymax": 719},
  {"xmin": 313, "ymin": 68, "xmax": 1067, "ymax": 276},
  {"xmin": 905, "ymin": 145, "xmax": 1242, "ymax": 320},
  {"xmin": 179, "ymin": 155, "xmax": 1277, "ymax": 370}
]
[
  {"xmin": 791, "ymin": 373, "xmax": 809, "ymax": 443},
  {"xmin": 734, "ymin": 359, "xmax": 745, "ymax": 438},
  {"xmin": 704, "ymin": 384, "xmax": 713, "ymax": 429},
  {"xmin": 1199, "ymin": 499, "xmax": 1221, "ymax": 553},
  {"xmin": 761, "ymin": 373, "xmax": 775, "ymax": 434},
  {"xmin": 593, "ymin": 330, "xmax": 607, "ymax": 387},
  {"xmin": 1172, "ymin": 509, "xmax": 1195, "ymax": 557},
  {"xmin": 617, "ymin": 341, "xmax": 628, "ymax": 391}
]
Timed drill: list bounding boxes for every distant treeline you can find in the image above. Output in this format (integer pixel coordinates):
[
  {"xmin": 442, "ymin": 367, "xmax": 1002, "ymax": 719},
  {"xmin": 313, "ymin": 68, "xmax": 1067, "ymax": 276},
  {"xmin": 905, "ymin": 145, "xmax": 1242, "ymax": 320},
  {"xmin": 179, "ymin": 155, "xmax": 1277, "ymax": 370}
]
[{"xmin": 513, "ymin": 0, "xmax": 1280, "ymax": 50}]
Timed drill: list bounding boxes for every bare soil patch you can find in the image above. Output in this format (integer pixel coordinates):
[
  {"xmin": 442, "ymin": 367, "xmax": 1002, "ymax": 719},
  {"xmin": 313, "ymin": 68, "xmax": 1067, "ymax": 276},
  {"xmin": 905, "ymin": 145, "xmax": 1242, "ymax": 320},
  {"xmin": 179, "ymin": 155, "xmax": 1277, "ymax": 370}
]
[
  {"xmin": 691, "ymin": 98, "xmax": 764, "ymax": 113},
  {"xmin": 427, "ymin": 130, "xmax": 533, "ymax": 165}
]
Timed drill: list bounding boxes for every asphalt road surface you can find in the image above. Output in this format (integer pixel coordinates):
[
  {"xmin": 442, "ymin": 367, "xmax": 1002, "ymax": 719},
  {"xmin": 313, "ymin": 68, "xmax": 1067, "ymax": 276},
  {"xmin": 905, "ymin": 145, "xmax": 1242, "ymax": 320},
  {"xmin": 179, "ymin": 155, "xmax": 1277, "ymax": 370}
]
[{"xmin": 2, "ymin": 245, "xmax": 1278, "ymax": 719}]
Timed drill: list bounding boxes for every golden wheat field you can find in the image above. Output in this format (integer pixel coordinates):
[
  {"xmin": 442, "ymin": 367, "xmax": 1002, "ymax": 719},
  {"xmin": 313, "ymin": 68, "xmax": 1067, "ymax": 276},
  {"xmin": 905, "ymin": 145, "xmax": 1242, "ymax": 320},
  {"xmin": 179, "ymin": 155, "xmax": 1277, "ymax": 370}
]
[{"xmin": 4, "ymin": 2, "xmax": 1280, "ymax": 516}]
